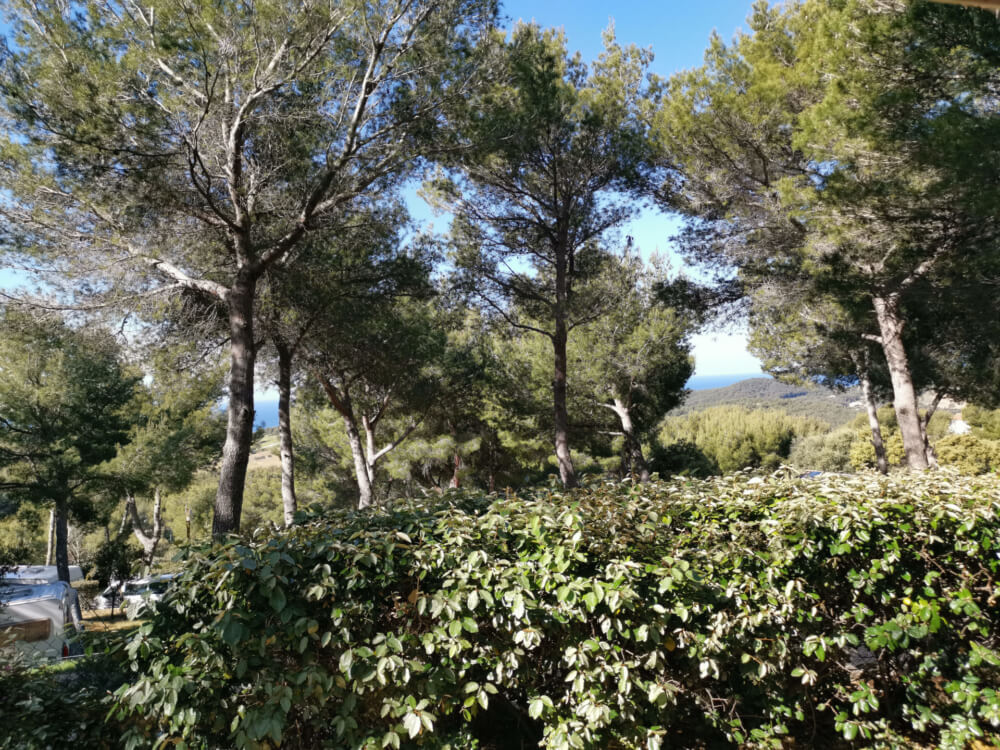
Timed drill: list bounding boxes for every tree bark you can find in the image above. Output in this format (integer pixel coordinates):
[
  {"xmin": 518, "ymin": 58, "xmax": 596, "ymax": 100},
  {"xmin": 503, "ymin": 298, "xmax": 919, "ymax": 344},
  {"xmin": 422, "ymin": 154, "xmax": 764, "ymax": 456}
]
[
  {"xmin": 872, "ymin": 294, "xmax": 928, "ymax": 470},
  {"xmin": 54, "ymin": 500, "xmax": 70, "ymax": 583},
  {"xmin": 316, "ymin": 374, "xmax": 374, "ymax": 509},
  {"xmin": 614, "ymin": 398, "xmax": 650, "ymax": 483},
  {"xmin": 343, "ymin": 413, "xmax": 375, "ymax": 509},
  {"xmin": 450, "ymin": 452, "xmax": 461, "ymax": 488},
  {"xmin": 858, "ymin": 367, "xmax": 889, "ymax": 475},
  {"xmin": 362, "ymin": 415, "xmax": 378, "ymax": 487},
  {"xmin": 45, "ymin": 509, "xmax": 55, "ymax": 566},
  {"xmin": 552, "ymin": 316, "xmax": 578, "ymax": 488},
  {"xmin": 213, "ymin": 272, "xmax": 258, "ymax": 536},
  {"xmin": 919, "ymin": 391, "xmax": 942, "ymax": 469},
  {"xmin": 126, "ymin": 489, "xmax": 163, "ymax": 576},
  {"xmin": 276, "ymin": 341, "xmax": 297, "ymax": 527}
]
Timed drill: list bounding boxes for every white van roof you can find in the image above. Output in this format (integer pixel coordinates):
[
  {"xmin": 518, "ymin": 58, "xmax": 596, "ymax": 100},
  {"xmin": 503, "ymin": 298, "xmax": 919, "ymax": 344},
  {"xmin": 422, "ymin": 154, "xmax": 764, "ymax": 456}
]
[
  {"xmin": 1, "ymin": 581, "xmax": 73, "ymax": 606},
  {"xmin": 2, "ymin": 565, "xmax": 83, "ymax": 584}
]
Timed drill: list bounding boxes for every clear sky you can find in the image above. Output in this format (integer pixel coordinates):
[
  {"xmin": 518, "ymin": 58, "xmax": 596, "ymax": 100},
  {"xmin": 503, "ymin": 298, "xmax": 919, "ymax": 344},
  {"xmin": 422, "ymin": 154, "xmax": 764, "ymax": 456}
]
[
  {"xmin": 455, "ymin": 0, "xmax": 764, "ymax": 375},
  {"xmin": 0, "ymin": 1, "xmax": 765, "ymax": 377}
]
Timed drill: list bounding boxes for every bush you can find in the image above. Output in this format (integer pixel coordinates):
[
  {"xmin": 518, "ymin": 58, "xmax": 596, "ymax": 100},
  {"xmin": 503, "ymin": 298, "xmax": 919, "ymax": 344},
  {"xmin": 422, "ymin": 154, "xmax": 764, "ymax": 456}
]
[
  {"xmin": 962, "ymin": 404, "xmax": 1000, "ymax": 440},
  {"xmin": 108, "ymin": 472, "xmax": 1000, "ymax": 749},
  {"xmin": 657, "ymin": 406, "xmax": 827, "ymax": 474},
  {"xmin": 0, "ymin": 649, "xmax": 129, "ymax": 750},
  {"xmin": 788, "ymin": 426, "xmax": 855, "ymax": 472},
  {"xmin": 846, "ymin": 407, "xmax": 952, "ymax": 472},
  {"xmin": 649, "ymin": 438, "xmax": 717, "ymax": 477},
  {"xmin": 935, "ymin": 433, "xmax": 1000, "ymax": 475},
  {"xmin": 848, "ymin": 426, "xmax": 905, "ymax": 470}
]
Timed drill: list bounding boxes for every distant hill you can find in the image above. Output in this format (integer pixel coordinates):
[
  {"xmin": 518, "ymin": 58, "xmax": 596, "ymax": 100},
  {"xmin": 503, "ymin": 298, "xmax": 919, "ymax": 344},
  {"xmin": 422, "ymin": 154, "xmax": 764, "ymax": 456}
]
[{"xmin": 671, "ymin": 377, "xmax": 865, "ymax": 427}]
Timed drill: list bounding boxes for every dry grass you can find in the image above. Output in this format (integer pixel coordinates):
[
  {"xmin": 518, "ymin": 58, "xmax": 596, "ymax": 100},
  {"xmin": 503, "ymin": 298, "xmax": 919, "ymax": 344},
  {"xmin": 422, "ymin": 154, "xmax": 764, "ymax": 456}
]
[
  {"xmin": 248, "ymin": 449, "xmax": 281, "ymax": 470},
  {"xmin": 82, "ymin": 609, "xmax": 142, "ymax": 633}
]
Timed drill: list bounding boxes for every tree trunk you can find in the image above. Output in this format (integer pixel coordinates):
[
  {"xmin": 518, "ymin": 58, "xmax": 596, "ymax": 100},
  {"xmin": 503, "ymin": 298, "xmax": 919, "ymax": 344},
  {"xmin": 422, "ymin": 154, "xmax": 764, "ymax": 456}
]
[
  {"xmin": 126, "ymin": 489, "xmax": 163, "ymax": 576},
  {"xmin": 362, "ymin": 412, "xmax": 422, "ymax": 490},
  {"xmin": 552, "ymin": 318, "xmax": 578, "ymax": 488},
  {"xmin": 920, "ymin": 391, "xmax": 943, "ymax": 469},
  {"xmin": 276, "ymin": 341, "xmax": 298, "ymax": 527},
  {"xmin": 450, "ymin": 452, "xmax": 461, "ymax": 489},
  {"xmin": 344, "ymin": 413, "xmax": 375, "ymax": 509},
  {"xmin": 185, "ymin": 503, "xmax": 191, "ymax": 542},
  {"xmin": 858, "ymin": 365, "xmax": 888, "ymax": 475},
  {"xmin": 362, "ymin": 415, "xmax": 378, "ymax": 488},
  {"xmin": 316, "ymin": 374, "xmax": 374, "ymax": 509},
  {"xmin": 214, "ymin": 273, "xmax": 258, "ymax": 536},
  {"xmin": 45, "ymin": 509, "xmax": 55, "ymax": 566},
  {"xmin": 54, "ymin": 500, "xmax": 70, "ymax": 583},
  {"xmin": 872, "ymin": 294, "xmax": 928, "ymax": 470},
  {"xmin": 614, "ymin": 398, "xmax": 650, "ymax": 483}
]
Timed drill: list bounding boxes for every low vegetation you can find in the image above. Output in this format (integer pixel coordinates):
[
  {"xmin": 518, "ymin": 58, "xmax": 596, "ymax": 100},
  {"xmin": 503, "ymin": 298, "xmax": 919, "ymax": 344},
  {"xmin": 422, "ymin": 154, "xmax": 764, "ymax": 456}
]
[
  {"xmin": 657, "ymin": 405, "xmax": 827, "ymax": 474},
  {"xmin": 6, "ymin": 472, "xmax": 996, "ymax": 749}
]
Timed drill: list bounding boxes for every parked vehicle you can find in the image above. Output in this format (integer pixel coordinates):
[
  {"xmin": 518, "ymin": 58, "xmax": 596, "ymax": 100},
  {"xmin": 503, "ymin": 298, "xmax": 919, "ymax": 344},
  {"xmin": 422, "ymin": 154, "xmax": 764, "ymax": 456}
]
[
  {"xmin": 3, "ymin": 565, "xmax": 83, "ymax": 584},
  {"xmin": 0, "ymin": 581, "xmax": 83, "ymax": 660},
  {"xmin": 121, "ymin": 574, "xmax": 178, "ymax": 618},
  {"xmin": 93, "ymin": 580, "xmax": 125, "ymax": 610},
  {"xmin": 93, "ymin": 573, "xmax": 179, "ymax": 614}
]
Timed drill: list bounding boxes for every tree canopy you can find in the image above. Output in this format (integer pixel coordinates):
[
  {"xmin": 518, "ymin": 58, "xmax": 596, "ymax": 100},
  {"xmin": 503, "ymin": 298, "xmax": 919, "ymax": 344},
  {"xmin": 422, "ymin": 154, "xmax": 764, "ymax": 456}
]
[{"xmin": 0, "ymin": 307, "xmax": 137, "ymax": 580}]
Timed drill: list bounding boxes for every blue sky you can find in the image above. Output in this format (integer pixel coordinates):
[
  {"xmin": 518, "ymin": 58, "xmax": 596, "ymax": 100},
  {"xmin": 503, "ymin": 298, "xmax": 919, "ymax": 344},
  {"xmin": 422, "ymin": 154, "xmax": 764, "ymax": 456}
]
[
  {"xmin": 461, "ymin": 0, "xmax": 764, "ymax": 375},
  {"xmin": 0, "ymin": 1, "xmax": 764, "ymax": 376}
]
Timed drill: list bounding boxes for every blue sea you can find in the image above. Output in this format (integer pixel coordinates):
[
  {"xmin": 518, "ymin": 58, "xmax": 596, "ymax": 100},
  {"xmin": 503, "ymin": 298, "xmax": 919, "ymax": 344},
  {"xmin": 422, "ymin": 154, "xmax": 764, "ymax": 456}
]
[
  {"xmin": 254, "ymin": 399, "xmax": 281, "ymax": 430},
  {"xmin": 250, "ymin": 373, "xmax": 766, "ymax": 429},
  {"xmin": 686, "ymin": 373, "xmax": 768, "ymax": 391}
]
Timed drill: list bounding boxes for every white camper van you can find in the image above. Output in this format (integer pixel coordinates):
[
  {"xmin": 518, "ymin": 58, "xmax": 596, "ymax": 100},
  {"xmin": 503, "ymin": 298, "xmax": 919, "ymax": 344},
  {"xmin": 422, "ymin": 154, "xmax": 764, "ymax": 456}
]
[
  {"xmin": 0, "ymin": 569, "xmax": 84, "ymax": 660},
  {"xmin": 4, "ymin": 564, "xmax": 83, "ymax": 585}
]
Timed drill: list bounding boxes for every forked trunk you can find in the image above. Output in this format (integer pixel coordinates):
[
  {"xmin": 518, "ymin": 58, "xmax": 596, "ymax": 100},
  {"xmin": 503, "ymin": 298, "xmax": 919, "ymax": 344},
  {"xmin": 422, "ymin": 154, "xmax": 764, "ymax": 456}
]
[
  {"xmin": 344, "ymin": 414, "xmax": 375, "ymax": 509},
  {"xmin": 214, "ymin": 274, "xmax": 258, "ymax": 536},
  {"xmin": 615, "ymin": 398, "xmax": 650, "ymax": 483},
  {"xmin": 872, "ymin": 294, "xmax": 928, "ymax": 470},
  {"xmin": 316, "ymin": 374, "xmax": 374, "ymax": 509},
  {"xmin": 449, "ymin": 423, "xmax": 461, "ymax": 489},
  {"xmin": 276, "ymin": 341, "xmax": 298, "ymax": 526},
  {"xmin": 552, "ymin": 319, "xmax": 578, "ymax": 488},
  {"xmin": 919, "ymin": 391, "xmax": 942, "ymax": 469},
  {"xmin": 127, "ymin": 489, "xmax": 164, "ymax": 576},
  {"xmin": 858, "ymin": 367, "xmax": 888, "ymax": 475}
]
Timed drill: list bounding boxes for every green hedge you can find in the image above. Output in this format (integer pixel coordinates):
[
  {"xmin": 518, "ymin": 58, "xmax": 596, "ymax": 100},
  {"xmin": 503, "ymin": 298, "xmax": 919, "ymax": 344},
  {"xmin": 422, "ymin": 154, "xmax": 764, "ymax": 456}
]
[
  {"xmin": 0, "ymin": 649, "xmax": 128, "ymax": 750},
  {"xmin": 105, "ymin": 472, "xmax": 1000, "ymax": 749}
]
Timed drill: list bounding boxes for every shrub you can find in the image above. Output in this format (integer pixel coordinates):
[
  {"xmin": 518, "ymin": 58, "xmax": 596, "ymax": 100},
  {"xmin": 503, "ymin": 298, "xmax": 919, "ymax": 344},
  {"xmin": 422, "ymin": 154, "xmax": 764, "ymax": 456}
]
[
  {"xmin": 107, "ymin": 472, "xmax": 1000, "ymax": 749},
  {"xmin": 648, "ymin": 438, "xmax": 717, "ymax": 477},
  {"xmin": 788, "ymin": 426, "xmax": 855, "ymax": 472},
  {"xmin": 846, "ymin": 407, "xmax": 952, "ymax": 472},
  {"xmin": 962, "ymin": 404, "xmax": 1000, "ymax": 440},
  {"xmin": 935, "ymin": 433, "xmax": 1000, "ymax": 475},
  {"xmin": 0, "ymin": 649, "xmax": 129, "ymax": 750},
  {"xmin": 657, "ymin": 406, "xmax": 827, "ymax": 474},
  {"xmin": 848, "ymin": 426, "xmax": 905, "ymax": 470}
]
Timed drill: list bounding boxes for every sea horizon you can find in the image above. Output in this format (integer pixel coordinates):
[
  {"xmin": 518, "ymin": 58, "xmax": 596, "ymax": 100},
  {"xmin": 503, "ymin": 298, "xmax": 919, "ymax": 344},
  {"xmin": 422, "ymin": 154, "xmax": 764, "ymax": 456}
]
[{"xmin": 249, "ymin": 372, "xmax": 770, "ymax": 429}]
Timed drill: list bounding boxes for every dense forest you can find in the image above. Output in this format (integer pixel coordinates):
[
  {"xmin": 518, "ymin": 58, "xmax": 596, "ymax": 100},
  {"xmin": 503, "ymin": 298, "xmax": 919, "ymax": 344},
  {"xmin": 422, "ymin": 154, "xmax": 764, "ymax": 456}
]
[{"xmin": 2, "ymin": 0, "xmax": 1000, "ymax": 747}]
